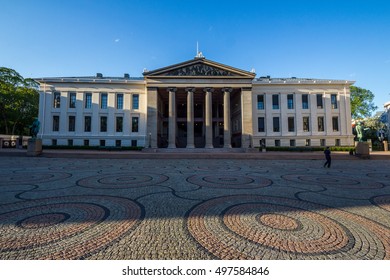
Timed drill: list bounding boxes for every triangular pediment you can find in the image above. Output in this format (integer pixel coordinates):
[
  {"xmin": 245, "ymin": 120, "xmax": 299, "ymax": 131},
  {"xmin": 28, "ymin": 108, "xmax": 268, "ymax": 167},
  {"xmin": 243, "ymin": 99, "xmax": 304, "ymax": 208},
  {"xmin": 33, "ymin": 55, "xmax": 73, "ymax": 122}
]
[{"xmin": 143, "ymin": 58, "xmax": 256, "ymax": 78}]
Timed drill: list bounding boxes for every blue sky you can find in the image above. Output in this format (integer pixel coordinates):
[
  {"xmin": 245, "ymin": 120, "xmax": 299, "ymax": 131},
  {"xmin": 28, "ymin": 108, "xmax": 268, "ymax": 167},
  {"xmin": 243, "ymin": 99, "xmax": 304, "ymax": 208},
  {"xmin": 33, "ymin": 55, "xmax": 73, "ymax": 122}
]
[{"xmin": 1, "ymin": 0, "xmax": 389, "ymax": 111}]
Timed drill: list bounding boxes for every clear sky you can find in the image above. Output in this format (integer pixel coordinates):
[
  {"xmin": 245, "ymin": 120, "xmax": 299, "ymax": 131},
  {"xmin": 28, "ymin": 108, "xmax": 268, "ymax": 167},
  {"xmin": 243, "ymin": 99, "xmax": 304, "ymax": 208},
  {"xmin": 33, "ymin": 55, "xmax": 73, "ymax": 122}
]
[{"xmin": 1, "ymin": 0, "xmax": 389, "ymax": 112}]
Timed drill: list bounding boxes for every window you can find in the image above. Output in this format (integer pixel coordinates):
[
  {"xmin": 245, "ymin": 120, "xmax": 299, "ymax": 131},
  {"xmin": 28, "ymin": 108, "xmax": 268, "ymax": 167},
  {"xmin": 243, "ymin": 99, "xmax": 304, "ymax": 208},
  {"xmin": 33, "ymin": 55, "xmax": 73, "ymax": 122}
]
[
  {"xmin": 273, "ymin": 117, "xmax": 280, "ymax": 132},
  {"xmin": 272, "ymin": 94, "xmax": 279, "ymax": 109},
  {"xmin": 100, "ymin": 140, "xmax": 105, "ymax": 147},
  {"xmin": 52, "ymin": 139, "xmax": 57, "ymax": 146},
  {"xmin": 132, "ymin": 94, "xmax": 139, "ymax": 110},
  {"xmin": 53, "ymin": 92, "xmax": 61, "ymax": 108},
  {"xmin": 84, "ymin": 116, "xmax": 91, "ymax": 132},
  {"xmin": 303, "ymin": 116, "xmax": 310, "ymax": 132},
  {"xmin": 318, "ymin": 117, "xmax": 324, "ymax": 132},
  {"xmin": 84, "ymin": 139, "xmax": 89, "ymax": 146},
  {"xmin": 68, "ymin": 139, "xmax": 73, "ymax": 146},
  {"xmin": 290, "ymin": 139, "xmax": 296, "ymax": 147},
  {"xmin": 288, "ymin": 117, "xmax": 295, "ymax": 132},
  {"xmin": 257, "ymin": 117, "xmax": 265, "ymax": 132},
  {"xmin": 316, "ymin": 94, "xmax": 323, "ymax": 109},
  {"xmin": 101, "ymin": 93, "xmax": 108, "ymax": 109},
  {"xmin": 302, "ymin": 94, "xmax": 309, "ymax": 109},
  {"xmin": 68, "ymin": 116, "xmax": 75, "ymax": 132},
  {"xmin": 117, "ymin": 94, "xmax": 123, "ymax": 109},
  {"xmin": 275, "ymin": 139, "xmax": 280, "ymax": 147},
  {"xmin": 287, "ymin": 94, "xmax": 294, "ymax": 109},
  {"xmin": 132, "ymin": 117, "xmax": 139, "ymax": 132},
  {"xmin": 257, "ymin": 95, "xmax": 264, "ymax": 110},
  {"xmin": 85, "ymin": 93, "xmax": 92, "ymax": 109},
  {"xmin": 305, "ymin": 139, "xmax": 311, "ymax": 146},
  {"xmin": 116, "ymin": 116, "xmax": 123, "ymax": 132},
  {"xmin": 131, "ymin": 140, "xmax": 137, "ymax": 147},
  {"xmin": 115, "ymin": 140, "xmax": 121, "ymax": 147},
  {"xmin": 100, "ymin": 116, "xmax": 107, "ymax": 132},
  {"xmin": 335, "ymin": 139, "xmax": 341, "ymax": 146},
  {"xmin": 69, "ymin": 92, "xmax": 76, "ymax": 108},
  {"xmin": 332, "ymin": 116, "xmax": 339, "ymax": 131},
  {"xmin": 320, "ymin": 139, "xmax": 326, "ymax": 147},
  {"xmin": 52, "ymin": 116, "xmax": 59, "ymax": 131},
  {"xmin": 331, "ymin": 94, "xmax": 338, "ymax": 109}
]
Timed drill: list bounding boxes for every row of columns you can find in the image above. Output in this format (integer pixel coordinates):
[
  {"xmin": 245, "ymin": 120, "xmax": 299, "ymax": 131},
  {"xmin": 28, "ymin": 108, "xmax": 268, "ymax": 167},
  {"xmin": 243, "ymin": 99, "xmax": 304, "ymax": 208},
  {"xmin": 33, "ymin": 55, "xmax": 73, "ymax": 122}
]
[{"xmin": 167, "ymin": 87, "xmax": 232, "ymax": 148}]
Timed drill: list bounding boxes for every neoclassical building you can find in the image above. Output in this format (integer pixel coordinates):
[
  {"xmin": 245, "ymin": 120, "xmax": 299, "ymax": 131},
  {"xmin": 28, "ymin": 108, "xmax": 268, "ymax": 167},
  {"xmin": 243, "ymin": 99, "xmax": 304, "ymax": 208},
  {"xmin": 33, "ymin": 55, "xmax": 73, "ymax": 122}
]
[{"xmin": 37, "ymin": 56, "xmax": 354, "ymax": 149}]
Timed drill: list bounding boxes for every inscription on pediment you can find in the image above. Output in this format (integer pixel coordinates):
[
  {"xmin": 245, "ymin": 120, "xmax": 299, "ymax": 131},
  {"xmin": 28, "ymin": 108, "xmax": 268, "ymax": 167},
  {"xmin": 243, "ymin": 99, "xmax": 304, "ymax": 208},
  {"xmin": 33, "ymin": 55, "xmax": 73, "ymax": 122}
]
[{"xmin": 164, "ymin": 63, "xmax": 235, "ymax": 76}]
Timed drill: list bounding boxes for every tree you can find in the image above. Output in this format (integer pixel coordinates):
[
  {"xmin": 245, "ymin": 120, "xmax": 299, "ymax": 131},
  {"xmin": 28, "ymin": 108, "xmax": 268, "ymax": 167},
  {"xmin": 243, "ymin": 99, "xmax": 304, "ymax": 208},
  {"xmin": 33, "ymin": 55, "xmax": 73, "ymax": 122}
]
[
  {"xmin": 350, "ymin": 86, "xmax": 378, "ymax": 119},
  {"xmin": 0, "ymin": 67, "xmax": 39, "ymax": 135}
]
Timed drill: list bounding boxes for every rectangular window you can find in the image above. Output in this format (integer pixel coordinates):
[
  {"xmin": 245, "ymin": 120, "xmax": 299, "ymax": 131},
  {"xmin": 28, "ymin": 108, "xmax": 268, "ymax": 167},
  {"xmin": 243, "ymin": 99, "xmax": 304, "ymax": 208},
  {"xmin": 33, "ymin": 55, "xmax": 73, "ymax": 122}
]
[
  {"xmin": 257, "ymin": 117, "xmax": 265, "ymax": 132},
  {"xmin": 85, "ymin": 93, "xmax": 92, "ymax": 109},
  {"xmin": 131, "ymin": 140, "xmax": 137, "ymax": 147},
  {"xmin": 257, "ymin": 95, "xmax": 264, "ymax": 110},
  {"xmin": 287, "ymin": 94, "xmax": 294, "ymax": 109},
  {"xmin": 84, "ymin": 116, "xmax": 91, "ymax": 132},
  {"xmin": 53, "ymin": 92, "xmax": 61, "ymax": 108},
  {"xmin": 115, "ymin": 140, "xmax": 121, "ymax": 147},
  {"xmin": 132, "ymin": 117, "xmax": 139, "ymax": 132},
  {"xmin": 52, "ymin": 139, "xmax": 57, "ymax": 146},
  {"xmin": 52, "ymin": 116, "xmax": 59, "ymax": 131},
  {"xmin": 290, "ymin": 139, "xmax": 296, "ymax": 147},
  {"xmin": 100, "ymin": 140, "xmax": 105, "ymax": 147},
  {"xmin": 275, "ymin": 139, "xmax": 281, "ymax": 147},
  {"xmin": 273, "ymin": 117, "xmax": 280, "ymax": 132},
  {"xmin": 303, "ymin": 116, "xmax": 310, "ymax": 132},
  {"xmin": 320, "ymin": 139, "xmax": 326, "ymax": 147},
  {"xmin": 101, "ymin": 93, "xmax": 108, "ymax": 109},
  {"xmin": 272, "ymin": 94, "xmax": 279, "ymax": 109},
  {"xmin": 116, "ymin": 116, "xmax": 123, "ymax": 132},
  {"xmin": 305, "ymin": 139, "xmax": 311, "ymax": 146},
  {"xmin": 318, "ymin": 116, "xmax": 324, "ymax": 132},
  {"xmin": 331, "ymin": 94, "xmax": 338, "ymax": 109},
  {"xmin": 302, "ymin": 94, "xmax": 309, "ymax": 109},
  {"xmin": 116, "ymin": 94, "xmax": 123, "ymax": 109},
  {"xmin": 316, "ymin": 94, "xmax": 323, "ymax": 109},
  {"xmin": 68, "ymin": 139, "xmax": 73, "ymax": 146},
  {"xmin": 84, "ymin": 139, "xmax": 89, "ymax": 146},
  {"xmin": 288, "ymin": 117, "xmax": 295, "ymax": 132},
  {"xmin": 69, "ymin": 92, "xmax": 76, "ymax": 108},
  {"xmin": 335, "ymin": 139, "xmax": 341, "ymax": 146},
  {"xmin": 332, "ymin": 116, "xmax": 339, "ymax": 131},
  {"xmin": 132, "ymin": 94, "xmax": 139, "ymax": 110},
  {"xmin": 100, "ymin": 116, "xmax": 107, "ymax": 132},
  {"xmin": 68, "ymin": 116, "xmax": 75, "ymax": 132}
]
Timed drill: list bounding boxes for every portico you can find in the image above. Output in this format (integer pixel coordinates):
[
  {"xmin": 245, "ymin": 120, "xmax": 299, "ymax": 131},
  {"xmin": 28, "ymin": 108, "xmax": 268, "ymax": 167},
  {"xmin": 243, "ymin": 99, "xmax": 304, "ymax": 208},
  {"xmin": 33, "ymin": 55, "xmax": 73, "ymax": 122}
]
[{"xmin": 144, "ymin": 57, "xmax": 256, "ymax": 149}]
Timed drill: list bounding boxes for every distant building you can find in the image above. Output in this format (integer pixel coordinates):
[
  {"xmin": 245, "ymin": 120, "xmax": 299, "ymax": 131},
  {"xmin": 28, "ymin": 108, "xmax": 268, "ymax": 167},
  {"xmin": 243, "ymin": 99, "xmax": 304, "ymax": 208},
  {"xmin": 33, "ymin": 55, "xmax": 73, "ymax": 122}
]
[{"xmin": 36, "ymin": 56, "xmax": 354, "ymax": 148}]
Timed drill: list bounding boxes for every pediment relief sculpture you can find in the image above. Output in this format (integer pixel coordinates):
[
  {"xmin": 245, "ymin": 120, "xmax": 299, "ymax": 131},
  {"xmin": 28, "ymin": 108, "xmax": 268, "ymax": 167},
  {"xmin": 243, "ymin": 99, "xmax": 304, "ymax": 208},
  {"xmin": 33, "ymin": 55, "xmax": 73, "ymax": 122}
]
[{"xmin": 164, "ymin": 63, "xmax": 236, "ymax": 76}]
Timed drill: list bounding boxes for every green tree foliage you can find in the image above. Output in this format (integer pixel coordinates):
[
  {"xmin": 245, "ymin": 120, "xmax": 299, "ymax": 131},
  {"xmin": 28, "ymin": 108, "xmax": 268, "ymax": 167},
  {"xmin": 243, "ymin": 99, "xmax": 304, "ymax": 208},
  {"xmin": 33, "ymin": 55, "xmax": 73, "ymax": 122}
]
[
  {"xmin": 350, "ymin": 86, "xmax": 378, "ymax": 119},
  {"xmin": 0, "ymin": 67, "xmax": 39, "ymax": 135}
]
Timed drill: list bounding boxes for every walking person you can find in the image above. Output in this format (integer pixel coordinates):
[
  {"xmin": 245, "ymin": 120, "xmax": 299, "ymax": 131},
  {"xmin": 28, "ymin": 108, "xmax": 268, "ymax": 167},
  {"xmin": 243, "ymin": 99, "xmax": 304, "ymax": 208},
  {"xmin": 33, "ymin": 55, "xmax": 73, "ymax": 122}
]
[{"xmin": 324, "ymin": 147, "xmax": 331, "ymax": 168}]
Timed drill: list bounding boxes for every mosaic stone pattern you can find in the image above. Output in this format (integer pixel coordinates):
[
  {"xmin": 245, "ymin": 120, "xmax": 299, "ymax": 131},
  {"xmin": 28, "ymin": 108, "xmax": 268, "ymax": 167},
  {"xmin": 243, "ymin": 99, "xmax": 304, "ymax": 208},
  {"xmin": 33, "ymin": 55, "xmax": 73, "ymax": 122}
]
[{"xmin": 0, "ymin": 157, "xmax": 389, "ymax": 260}]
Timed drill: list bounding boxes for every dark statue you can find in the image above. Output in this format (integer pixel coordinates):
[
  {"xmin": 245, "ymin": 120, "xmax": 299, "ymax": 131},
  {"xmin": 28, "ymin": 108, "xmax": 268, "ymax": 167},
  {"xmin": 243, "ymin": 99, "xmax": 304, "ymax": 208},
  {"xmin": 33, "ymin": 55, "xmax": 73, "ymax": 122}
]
[
  {"xmin": 164, "ymin": 63, "xmax": 235, "ymax": 76},
  {"xmin": 30, "ymin": 118, "xmax": 40, "ymax": 138}
]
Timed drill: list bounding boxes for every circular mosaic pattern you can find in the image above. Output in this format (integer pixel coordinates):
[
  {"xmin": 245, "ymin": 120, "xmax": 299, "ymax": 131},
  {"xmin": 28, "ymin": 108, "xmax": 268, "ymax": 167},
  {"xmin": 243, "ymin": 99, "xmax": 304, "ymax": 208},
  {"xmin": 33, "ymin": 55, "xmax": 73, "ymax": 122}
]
[
  {"xmin": 187, "ymin": 165, "xmax": 241, "ymax": 172},
  {"xmin": 371, "ymin": 195, "xmax": 390, "ymax": 213},
  {"xmin": 78, "ymin": 173, "xmax": 168, "ymax": 189},
  {"xmin": 367, "ymin": 172, "xmax": 390, "ymax": 181},
  {"xmin": 0, "ymin": 171, "xmax": 71, "ymax": 186},
  {"xmin": 282, "ymin": 174, "xmax": 383, "ymax": 189},
  {"xmin": 187, "ymin": 174, "xmax": 272, "ymax": 189},
  {"xmin": 0, "ymin": 195, "xmax": 143, "ymax": 259},
  {"xmin": 187, "ymin": 195, "xmax": 390, "ymax": 259}
]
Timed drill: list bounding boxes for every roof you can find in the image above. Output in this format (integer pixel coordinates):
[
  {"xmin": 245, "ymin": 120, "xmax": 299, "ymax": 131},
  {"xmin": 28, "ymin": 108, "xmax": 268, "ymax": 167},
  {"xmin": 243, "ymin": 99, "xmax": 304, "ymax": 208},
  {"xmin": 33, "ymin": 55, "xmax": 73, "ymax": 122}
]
[{"xmin": 255, "ymin": 76, "xmax": 355, "ymax": 85}]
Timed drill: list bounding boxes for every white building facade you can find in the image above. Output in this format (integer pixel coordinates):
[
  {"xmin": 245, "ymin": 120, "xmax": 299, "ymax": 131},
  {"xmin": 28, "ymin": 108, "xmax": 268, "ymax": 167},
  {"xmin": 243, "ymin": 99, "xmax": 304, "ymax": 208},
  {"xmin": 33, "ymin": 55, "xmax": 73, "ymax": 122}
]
[{"xmin": 36, "ymin": 57, "xmax": 354, "ymax": 148}]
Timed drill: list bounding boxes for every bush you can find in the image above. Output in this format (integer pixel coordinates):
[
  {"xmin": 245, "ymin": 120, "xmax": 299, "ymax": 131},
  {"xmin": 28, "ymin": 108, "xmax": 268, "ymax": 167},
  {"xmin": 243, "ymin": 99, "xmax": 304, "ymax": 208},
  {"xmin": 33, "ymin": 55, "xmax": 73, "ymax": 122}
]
[
  {"xmin": 42, "ymin": 145, "xmax": 143, "ymax": 151},
  {"xmin": 256, "ymin": 146, "xmax": 355, "ymax": 152}
]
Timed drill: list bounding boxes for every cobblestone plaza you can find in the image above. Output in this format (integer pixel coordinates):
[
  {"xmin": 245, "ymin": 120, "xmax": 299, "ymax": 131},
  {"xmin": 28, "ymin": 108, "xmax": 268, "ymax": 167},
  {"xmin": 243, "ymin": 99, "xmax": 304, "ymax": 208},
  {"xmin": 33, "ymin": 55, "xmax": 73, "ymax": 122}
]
[{"xmin": 0, "ymin": 154, "xmax": 389, "ymax": 260}]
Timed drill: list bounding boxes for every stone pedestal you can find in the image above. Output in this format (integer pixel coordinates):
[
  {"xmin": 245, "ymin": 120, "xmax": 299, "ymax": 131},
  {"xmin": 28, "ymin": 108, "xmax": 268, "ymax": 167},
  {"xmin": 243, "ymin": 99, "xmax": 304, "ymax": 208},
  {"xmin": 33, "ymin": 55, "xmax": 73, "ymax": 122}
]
[
  {"xmin": 355, "ymin": 142, "xmax": 370, "ymax": 159},
  {"xmin": 27, "ymin": 138, "xmax": 42, "ymax": 156}
]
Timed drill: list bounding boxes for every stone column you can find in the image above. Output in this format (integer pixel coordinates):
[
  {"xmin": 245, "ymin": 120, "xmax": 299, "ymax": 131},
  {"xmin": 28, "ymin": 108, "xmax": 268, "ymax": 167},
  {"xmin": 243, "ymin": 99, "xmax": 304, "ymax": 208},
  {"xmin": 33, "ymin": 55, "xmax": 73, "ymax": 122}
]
[
  {"xmin": 146, "ymin": 87, "xmax": 158, "ymax": 148},
  {"xmin": 223, "ymin": 88, "xmax": 232, "ymax": 148},
  {"xmin": 204, "ymin": 88, "xmax": 214, "ymax": 148},
  {"xmin": 186, "ymin": 87, "xmax": 195, "ymax": 148},
  {"xmin": 168, "ymin": 87, "xmax": 177, "ymax": 148}
]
